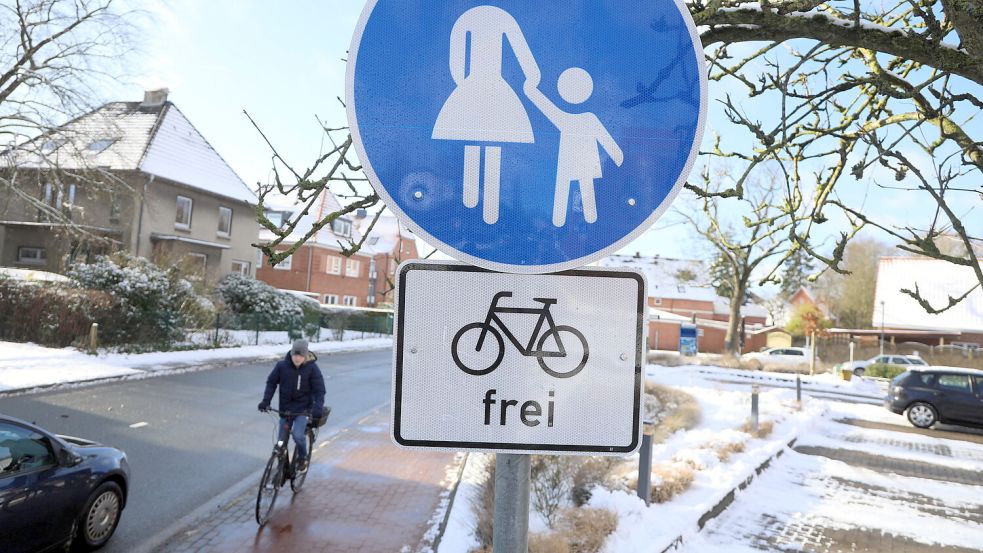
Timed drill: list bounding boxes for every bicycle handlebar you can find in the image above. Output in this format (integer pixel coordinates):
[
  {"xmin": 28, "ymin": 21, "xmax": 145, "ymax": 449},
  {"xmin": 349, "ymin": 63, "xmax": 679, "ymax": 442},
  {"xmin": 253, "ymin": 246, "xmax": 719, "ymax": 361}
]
[{"xmin": 262, "ymin": 408, "xmax": 311, "ymax": 417}]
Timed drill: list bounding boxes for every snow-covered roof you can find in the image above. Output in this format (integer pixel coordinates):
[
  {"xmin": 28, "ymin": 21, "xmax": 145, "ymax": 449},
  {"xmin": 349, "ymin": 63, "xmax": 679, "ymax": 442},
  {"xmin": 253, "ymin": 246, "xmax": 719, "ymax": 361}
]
[
  {"xmin": 7, "ymin": 99, "xmax": 257, "ymax": 205},
  {"xmin": 875, "ymin": 257, "xmax": 983, "ymax": 333},
  {"xmin": 599, "ymin": 255, "xmax": 709, "ymax": 287},
  {"xmin": 358, "ymin": 214, "xmax": 415, "ymax": 256},
  {"xmin": 258, "ymin": 190, "xmax": 369, "ymax": 255}
]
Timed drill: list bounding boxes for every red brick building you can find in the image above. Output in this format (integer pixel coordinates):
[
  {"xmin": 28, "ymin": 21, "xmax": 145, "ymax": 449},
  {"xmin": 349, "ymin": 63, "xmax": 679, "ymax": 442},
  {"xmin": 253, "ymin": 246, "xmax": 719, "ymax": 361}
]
[
  {"xmin": 256, "ymin": 192, "xmax": 418, "ymax": 307},
  {"xmin": 599, "ymin": 254, "xmax": 775, "ymax": 353}
]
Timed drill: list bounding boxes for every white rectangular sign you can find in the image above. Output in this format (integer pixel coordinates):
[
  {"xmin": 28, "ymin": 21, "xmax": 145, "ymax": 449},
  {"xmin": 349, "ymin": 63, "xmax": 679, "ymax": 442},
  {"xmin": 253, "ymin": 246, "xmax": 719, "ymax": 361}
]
[{"xmin": 392, "ymin": 261, "xmax": 646, "ymax": 455}]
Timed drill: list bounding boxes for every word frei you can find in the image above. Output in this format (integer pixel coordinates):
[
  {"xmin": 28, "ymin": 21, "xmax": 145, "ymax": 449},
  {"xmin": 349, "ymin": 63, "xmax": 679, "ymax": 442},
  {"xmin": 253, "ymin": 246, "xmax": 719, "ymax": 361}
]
[{"xmin": 482, "ymin": 388, "xmax": 555, "ymax": 427}]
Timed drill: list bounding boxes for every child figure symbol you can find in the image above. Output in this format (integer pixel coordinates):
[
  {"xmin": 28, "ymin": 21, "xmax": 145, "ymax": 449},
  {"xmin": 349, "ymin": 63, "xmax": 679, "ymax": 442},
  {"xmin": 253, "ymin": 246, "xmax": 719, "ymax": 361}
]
[{"xmin": 433, "ymin": 6, "xmax": 623, "ymax": 227}]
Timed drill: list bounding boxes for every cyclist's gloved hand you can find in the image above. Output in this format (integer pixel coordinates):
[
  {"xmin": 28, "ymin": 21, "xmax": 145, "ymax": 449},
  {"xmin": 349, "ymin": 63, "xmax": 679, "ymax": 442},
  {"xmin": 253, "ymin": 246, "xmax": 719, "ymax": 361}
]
[
  {"xmin": 258, "ymin": 402, "xmax": 270, "ymax": 412},
  {"xmin": 311, "ymin": 408, "xmax": 324, "ymax": 420}
]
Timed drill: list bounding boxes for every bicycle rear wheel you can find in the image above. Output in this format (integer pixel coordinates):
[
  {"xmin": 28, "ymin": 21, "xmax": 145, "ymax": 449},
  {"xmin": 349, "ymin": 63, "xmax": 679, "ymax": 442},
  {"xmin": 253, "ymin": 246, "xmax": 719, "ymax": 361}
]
[
  {"xmin": 256, "ymin": 452, "xmax": 282, "ymax": 525},
  {"xmin": 290, "ymin": 428, "xmax": 316, "ymax": 493}
]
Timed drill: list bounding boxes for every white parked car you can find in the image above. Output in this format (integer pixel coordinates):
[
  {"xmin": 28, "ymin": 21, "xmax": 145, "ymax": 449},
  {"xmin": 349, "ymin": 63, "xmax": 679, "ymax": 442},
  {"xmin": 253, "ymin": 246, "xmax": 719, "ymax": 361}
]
[
  {"xmin": 742, "ymin": 347, "xmax": 816, "ymax": 368},
  {"xmin": 840, "ymin": 354, "xmax": 928, "ymax": 377}
]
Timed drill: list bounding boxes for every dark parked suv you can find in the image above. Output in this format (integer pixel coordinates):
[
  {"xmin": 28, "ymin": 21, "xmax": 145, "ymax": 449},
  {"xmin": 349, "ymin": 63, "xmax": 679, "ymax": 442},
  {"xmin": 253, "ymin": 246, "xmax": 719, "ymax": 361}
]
[
  {"xmin": 0, "ymin": 414, "xmax": 129, "ymax": 552},
  {"xmin": 885, "ymin": 367, "xmax": 983, "ymax": 429}
]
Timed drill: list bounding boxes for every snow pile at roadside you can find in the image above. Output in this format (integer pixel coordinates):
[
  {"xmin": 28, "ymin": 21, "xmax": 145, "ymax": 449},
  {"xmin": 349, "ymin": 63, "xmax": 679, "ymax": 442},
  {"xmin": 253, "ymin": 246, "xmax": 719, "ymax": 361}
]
[
  {"xmin": 0, "ymin": 336, "xmax": 393, "ymax": 393},
  {"xmin": 436, "ymin": 365, "xmax": 825, "ymax": 552}
]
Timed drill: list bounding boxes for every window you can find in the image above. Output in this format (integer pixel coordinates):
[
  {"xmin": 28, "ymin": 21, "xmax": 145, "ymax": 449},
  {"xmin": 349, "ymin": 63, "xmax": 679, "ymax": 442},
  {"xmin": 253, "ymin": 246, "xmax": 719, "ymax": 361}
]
[
  {"xmin": 909, "ymin": 357, "xmax": 928, "ymax": 366},
  {"xmin": 87, "ymin": 138, "xmax": 116, "ymax": 153},
  {"xmin": 875, "ymin": 356, "xmax": 891, "ymax": 364},
  {"xmin": 217, "ymin": 207, "xmax": 232, "ymax": 237},
  {"xmin": 323, "ymin": 294, "xmax": 339, "ymax": 305},
  {"xmin": 937, "ymin": 374, "xmax": 971, "ymax": 392},
  {"xmin": 275, "ymin": 254, "xmax": 292, "ymax": 270},
  {"xmin": 109, "ymin": 192, "xmax": 121, "ymax": 223},
  {"xmin": 17, "ymin": 247, "xmax": 46, "ymax": 265},
  {"xmin": 0, "ymin": 422, "xmax": 56, "ymax": 476},
  {"xmin": 175, "ymin": 196, "xmax": 193, "ymax": 229},
  {"xmin": 327, "ymin": 255, "xmax": 342, "ymax": 275},
  {"xmin": 654, "ymin": 298, "xmax": 662, "ymax": 306},
  {"xmin": 369, "ymin": 258, "xmax": 377, "ymax": 279},
  {"xmin": 66, "ymin": 183, "xmax": 76, "ymax": 206},
  {"xmin": 42, "ymin": 183, "xmax": 54, "ymax": 206},
  {"xmin": 332, "ymin": 218, "xmax": 353, "ymax": 238},
  {"xmin": 346, "ymin": 258, "xmax": 361, "ymax": 277},
  {"xmin": 40, "ymin": 139, "xmax": 64, "ymax": 153},
  {"xmin": 973, "ymin": 376, "xmax": 983, "ymax": 395},
  {"xmin": 231, "ymin": 260, "xmax": 251, "ymax": 276},
  {"xmin": 343, "ymin": 295, "xmax": 357, "ymax": 306},
  {"xmin": 184, "ymin": 253, "xmax": 207, "ymax": 277},
  {"xmin": 368, "ymin": 236, "xmax": 380, "ymax": 246}
]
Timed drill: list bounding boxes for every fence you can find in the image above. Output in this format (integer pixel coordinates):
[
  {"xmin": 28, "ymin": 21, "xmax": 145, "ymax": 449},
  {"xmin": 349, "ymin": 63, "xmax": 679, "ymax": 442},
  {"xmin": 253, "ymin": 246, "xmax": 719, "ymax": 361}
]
[
  {"xmin": 185, "ymin": 307, "xmax": 394, "ymax": 348},
  {"xmin": 815, "ymin": 335, "xmax": 983, "ymax": 371}
]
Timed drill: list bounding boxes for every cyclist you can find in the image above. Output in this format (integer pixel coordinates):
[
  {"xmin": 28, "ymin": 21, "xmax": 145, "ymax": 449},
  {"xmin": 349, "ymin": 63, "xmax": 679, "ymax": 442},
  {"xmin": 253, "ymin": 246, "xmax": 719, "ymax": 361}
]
[{"xmin": 258, "ymin": 339, "xmax": 326, "ymax": 473}]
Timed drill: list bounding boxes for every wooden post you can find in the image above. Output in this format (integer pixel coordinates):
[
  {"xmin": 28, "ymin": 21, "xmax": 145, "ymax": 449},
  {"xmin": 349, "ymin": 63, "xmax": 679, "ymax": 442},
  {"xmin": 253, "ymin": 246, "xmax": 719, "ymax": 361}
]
[
  {"xmin": 89, "ymin": 323, "xmax": 99, "ymax": 353},
  {"xmin": 809, "ymin": 330, "xmax": 817, "ymax": 376}
]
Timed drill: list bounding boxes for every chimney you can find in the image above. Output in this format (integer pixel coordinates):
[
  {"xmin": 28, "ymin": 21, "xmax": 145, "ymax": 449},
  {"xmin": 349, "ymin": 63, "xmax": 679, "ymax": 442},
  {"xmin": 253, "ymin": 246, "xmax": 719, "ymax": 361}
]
[
  {"xmin": 634, "ymin": 251, "xmax": 640, "ymax": 258},
  {"xmin": 141, "ymin": 88, "xmax": 169, "ymax": 107},
  {"xmin": 355, "ymin": 208, "xmax": 367, "ymax": 219}
]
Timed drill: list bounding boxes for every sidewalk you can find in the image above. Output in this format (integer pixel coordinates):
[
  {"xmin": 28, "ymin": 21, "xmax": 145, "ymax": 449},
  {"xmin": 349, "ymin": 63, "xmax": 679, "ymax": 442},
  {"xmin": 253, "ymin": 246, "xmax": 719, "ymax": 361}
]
[
  {"xmin": 155, "ymin": 411, "xmax": 461, "ymax": 553},
  {"xmin": 0, "ymin": 337, "xmax": 392, "ymax": 394},
  {"xmin": 682, "ymin": 418, "xmax": 983, "ymax": 552}
]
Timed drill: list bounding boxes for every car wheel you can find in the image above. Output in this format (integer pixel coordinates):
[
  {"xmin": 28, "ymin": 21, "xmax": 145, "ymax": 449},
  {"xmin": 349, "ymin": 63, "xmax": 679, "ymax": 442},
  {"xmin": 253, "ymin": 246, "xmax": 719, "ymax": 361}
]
[
  {"xmin": 906, "ymin": 402, "xmax": 937, "ymax": 429},
  {"xmin": 73, "ymin": 481, "xmax": 123, "ymax": 551},
  {"xmin": 853, "ymin": 367, "xmax": 865, "ymax": 377}
]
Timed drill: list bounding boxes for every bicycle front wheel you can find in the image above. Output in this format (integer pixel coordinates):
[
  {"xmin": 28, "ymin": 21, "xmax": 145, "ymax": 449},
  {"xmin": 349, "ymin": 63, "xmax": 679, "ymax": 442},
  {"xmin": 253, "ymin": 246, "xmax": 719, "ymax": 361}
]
[
  {"xmin": 256, "ymin": 452, "xmax": 282, "ymax": 525},
  {"xmin": 537, "ymin": 325, "xmax": 589, "ymax": 378}
]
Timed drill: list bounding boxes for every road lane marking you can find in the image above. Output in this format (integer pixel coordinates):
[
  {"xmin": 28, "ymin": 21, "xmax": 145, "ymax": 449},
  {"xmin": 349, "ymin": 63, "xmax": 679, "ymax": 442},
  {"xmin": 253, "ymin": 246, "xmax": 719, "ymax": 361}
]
[{"xmin": 129, "ymin": 422, "xmax": 149, "ymax": 428}]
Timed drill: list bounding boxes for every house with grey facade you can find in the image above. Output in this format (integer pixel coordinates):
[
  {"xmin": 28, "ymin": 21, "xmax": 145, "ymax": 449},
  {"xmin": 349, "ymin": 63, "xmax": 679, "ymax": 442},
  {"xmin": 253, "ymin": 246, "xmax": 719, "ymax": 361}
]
[{"xmin": 0, "ymin": 90, "xmax": 259, "ymax": 280}]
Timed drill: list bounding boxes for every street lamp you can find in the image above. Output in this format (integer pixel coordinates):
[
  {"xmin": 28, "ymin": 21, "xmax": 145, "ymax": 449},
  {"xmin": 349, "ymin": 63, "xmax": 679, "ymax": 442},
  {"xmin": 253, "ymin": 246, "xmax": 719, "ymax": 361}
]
[{"xmin": 879, "ymin": 300, "xmax": 885, "ymax": 356}]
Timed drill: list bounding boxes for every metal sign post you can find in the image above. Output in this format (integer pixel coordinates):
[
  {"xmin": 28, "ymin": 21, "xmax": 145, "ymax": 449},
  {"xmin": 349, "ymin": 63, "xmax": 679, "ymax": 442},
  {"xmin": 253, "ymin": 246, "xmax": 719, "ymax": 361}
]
[
  {"xmin": 493, "ymin": 454, "xmax": 531, "ymax": 552},
  {"xmin": 348, "ymin": 0, "xmax": 707, "ymax": 546}
]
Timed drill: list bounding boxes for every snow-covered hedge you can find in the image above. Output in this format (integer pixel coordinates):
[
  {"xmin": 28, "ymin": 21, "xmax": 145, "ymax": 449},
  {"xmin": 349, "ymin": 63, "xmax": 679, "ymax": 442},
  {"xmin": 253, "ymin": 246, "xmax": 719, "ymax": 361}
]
[
  {"xmin": 214, "ymin": 274, "xmax": 319, "ymax": 339},
  {"xmin": 67, "ymin": 254, "xmax": 213, "ymax": 346}
]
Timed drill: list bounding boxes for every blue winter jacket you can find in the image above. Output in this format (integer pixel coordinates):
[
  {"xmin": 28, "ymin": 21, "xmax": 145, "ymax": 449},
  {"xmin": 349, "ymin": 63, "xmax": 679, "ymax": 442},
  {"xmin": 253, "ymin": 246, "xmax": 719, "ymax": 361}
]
[{"xmin": 262, "ymin": 352, "xmax": 326, "ymax": 416}]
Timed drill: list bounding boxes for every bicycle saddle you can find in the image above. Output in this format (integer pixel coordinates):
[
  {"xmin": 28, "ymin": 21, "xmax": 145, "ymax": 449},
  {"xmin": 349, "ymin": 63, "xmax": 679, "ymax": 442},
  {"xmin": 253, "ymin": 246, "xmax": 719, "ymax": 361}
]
[{"xmin": 533, "ymin": 298, "xmax": 558, "ymax": 305}]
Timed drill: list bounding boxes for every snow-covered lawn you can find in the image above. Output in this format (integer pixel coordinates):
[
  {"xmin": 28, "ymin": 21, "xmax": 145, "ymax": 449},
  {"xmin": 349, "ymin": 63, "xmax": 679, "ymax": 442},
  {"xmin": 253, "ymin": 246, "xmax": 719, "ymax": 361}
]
[
  {"xmin": 438, "ymin": 364, "xmax": 826, "ymax": 552},
  {"xmin": 0, "ymin": 335, "xmax": 393, "ymax": 393}
]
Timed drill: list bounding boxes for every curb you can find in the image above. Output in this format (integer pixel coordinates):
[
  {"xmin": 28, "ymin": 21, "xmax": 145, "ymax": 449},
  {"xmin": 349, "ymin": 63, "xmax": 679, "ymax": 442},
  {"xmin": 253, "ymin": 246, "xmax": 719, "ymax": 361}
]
[
  {"xmin": 660, "ymin": 437, "xmax": 799, "ymax": 553},
  {"xmin": 429, "ymin": 452, "xmax": 470, "ymax": 553},
  {"xmin": 0, "ymin": 343, "xmax": 392, "ymax": 399}
]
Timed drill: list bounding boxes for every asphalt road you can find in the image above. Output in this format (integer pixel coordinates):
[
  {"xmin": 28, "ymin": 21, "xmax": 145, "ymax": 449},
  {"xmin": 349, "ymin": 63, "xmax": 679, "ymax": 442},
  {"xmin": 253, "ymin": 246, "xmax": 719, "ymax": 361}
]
[{"xmin": 0, "ymin": 348, "xmax": 392, "ymax": 553}]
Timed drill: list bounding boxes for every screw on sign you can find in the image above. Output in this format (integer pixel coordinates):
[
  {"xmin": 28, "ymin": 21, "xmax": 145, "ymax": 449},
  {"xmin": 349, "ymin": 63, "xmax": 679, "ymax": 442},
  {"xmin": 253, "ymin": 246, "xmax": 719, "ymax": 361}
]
[{"xmin": 347, "ymin": 0, "xmax": 707, "ymax": 273}]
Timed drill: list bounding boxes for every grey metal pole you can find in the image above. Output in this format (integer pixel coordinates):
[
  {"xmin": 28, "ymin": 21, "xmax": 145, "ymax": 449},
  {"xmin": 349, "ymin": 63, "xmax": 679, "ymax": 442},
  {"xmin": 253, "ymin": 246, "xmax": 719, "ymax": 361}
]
[
  {"xmin": 637, "ymin": 421, "xmax": 654, "ymax": 504},
  {"xmin": 796, "ymin": 375, "xmax": 802, "ymax": 405},
  {"xmin": 493, "ymin": 453, "xmax": 530, "ymax": 553},
  {"xmin": 750, "ymin": 385, "xmax": 760, "ymax": 435}
]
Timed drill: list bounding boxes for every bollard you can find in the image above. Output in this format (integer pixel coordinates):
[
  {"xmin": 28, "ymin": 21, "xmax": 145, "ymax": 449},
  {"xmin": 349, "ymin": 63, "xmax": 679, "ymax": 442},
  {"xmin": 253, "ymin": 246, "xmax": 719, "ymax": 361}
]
[
  {"xmin": 493, "ymin": 454, "xmax": 530, "ymax": 553},
  {"xmin": 796, "ymin": 375, "xmax": 802, "ymax": 408},
  {"xmin": 750, "ymin": 385, "xmax": 760, "ymax": 435},
  {"xmin": 88, "ymin": 323, "xmax": 99, "ymax": 353},
  {"xmin": 637, "ymin": 420, "xmax": 655, "ymax": 505}
]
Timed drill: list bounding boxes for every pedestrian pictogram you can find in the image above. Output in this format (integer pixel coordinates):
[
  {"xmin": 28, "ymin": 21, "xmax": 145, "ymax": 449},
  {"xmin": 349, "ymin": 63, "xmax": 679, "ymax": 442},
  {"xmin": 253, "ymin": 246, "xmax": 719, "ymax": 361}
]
[{"xmin": 348, "ymin": 0, "xmax": 707, "ymax": 273}]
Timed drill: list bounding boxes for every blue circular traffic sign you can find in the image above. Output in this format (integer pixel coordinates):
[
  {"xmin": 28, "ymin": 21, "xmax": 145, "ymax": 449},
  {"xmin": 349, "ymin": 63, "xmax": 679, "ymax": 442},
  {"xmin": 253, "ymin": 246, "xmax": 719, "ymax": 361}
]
[{"xmin": 348, "ymin": 0, "xmax": 706, "ymax": 274}]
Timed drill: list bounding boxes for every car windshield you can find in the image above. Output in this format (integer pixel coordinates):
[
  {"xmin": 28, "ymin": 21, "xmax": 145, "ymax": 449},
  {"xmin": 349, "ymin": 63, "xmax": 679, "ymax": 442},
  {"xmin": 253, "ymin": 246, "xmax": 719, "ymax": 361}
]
[
  {"xmin": 890, "ymin": 371, "xmax": 911, "ymax": 386},
  {"xmin": 908, "ymin": 358, "xmax": 927, "ymax": 365}
]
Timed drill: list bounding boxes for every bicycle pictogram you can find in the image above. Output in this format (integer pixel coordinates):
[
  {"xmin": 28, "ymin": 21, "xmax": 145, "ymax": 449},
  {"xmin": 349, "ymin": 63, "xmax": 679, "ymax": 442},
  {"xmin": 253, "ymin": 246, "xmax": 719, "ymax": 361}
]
[{"xmin": 451, "ymin": 291, "xmax": 589, "ymax": 378}]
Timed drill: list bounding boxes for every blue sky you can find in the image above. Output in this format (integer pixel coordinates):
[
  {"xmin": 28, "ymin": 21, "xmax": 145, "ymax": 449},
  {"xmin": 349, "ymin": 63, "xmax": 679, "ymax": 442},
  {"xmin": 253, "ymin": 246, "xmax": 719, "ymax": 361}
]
[{"xmin": 107, "ymin": 1, "xmax": 980, "ymax": 273}]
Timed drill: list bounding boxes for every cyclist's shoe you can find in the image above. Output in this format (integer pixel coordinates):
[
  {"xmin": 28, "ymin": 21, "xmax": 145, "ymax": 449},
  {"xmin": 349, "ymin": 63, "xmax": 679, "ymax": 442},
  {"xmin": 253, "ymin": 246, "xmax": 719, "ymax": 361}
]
[{"xmin": 296, "ymin": 457, "xmax": 309, "ymax": 473}]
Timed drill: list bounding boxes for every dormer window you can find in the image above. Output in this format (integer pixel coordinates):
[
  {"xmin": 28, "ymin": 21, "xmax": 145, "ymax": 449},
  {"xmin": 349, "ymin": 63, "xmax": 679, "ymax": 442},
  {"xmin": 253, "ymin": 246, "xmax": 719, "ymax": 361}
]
[
  {"xmin": 87, "ymin": 139, "xmax": 116, "ymax": 153},
  {"xmin": 332, "ymin": 218, "xmax": 353, "ymax": 238},
  {"xmin": 41, "ymin": 139, "xmax": 65, "ymax": 153}
]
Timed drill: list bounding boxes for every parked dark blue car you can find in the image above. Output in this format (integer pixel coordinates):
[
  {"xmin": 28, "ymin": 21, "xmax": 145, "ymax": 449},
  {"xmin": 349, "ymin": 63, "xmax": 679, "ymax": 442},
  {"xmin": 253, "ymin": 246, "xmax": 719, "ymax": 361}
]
[
  {"xmin": 885, "ymin": 367, "xmax": 983, "ymax": 429},
  {"xmin": 0, "ymin": 414, "xmax": 129, "ymax": 553}
]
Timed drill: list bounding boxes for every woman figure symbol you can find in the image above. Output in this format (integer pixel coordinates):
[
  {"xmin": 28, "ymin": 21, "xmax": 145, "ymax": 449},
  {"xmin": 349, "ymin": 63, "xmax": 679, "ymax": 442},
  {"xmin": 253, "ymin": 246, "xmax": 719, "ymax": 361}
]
[{"xmin": 433, "ymin": 6, "xmax": 623, "ymax": 227}]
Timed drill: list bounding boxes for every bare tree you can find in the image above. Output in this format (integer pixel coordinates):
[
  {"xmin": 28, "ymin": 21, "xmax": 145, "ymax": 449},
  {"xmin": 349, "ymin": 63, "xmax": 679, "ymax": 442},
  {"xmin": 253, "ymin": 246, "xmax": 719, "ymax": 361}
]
[
  {"xmin": 680, "ymin": 0, "xmax": 983, "ymax": 313},
  {"xmin": 0, "ymin": 0, "xmax": 138, "ymax": 241},
  {"xmin": 679, "ymin": 166, "xmax": 804, "ymax": 354}
]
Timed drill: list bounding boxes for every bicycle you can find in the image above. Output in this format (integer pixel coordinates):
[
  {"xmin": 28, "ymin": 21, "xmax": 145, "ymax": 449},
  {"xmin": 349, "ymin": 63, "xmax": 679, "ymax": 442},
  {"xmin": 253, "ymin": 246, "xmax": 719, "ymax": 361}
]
[
  {"xmin": 451, "ymin": 291, "xmax": 589, "ymax": 378},
  {"xmin": 255, "ymin": 407, "xmax": 328, "ymax": 526}
]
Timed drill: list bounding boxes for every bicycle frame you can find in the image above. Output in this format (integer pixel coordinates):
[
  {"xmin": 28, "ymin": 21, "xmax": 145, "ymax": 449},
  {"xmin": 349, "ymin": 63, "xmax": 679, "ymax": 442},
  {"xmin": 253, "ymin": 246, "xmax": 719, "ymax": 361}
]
[{"xmin": 477, "ymin": 292, "xmax": 565, "ymax": 358}]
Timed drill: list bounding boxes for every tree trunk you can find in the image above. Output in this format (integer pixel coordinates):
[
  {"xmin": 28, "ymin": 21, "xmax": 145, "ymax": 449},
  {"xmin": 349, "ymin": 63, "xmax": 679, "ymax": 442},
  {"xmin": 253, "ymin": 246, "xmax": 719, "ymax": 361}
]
[{"xmin": 724, "ymin": 281, "xmax": 746, "ymax": 356}]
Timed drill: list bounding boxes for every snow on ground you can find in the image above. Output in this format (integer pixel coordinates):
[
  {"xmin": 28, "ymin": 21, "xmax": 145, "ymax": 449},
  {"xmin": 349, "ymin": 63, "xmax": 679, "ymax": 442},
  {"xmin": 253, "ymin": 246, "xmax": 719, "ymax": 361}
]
[
  {"xmin": 0, "ymin": 335, "xmax": 393, "ymax": 393},
  {"xmin": 682, "ymin": 447, "xmax": 983, "ymax": 552},
  {"xmin": 437, "ymin": 364, "xmax": 826, "ymax": 552}
]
